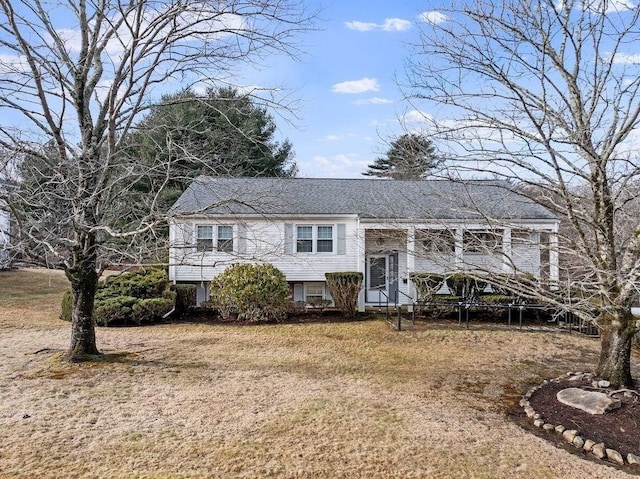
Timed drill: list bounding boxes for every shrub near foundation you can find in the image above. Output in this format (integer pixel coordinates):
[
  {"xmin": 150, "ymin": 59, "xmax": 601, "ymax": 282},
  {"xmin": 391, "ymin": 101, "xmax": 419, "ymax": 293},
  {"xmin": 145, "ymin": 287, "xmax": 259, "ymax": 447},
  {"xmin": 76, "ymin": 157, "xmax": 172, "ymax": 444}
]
[
  {"xmin": 325, "ymin": 272, "xmax": 363, "ymax": 318},
  {"xmin": 210, "ymin": 263, "xmax": 289, "ymax": 322},
  {"xmin": 60, "ymin": 269, "xmax": 175, "ymax": 326}
]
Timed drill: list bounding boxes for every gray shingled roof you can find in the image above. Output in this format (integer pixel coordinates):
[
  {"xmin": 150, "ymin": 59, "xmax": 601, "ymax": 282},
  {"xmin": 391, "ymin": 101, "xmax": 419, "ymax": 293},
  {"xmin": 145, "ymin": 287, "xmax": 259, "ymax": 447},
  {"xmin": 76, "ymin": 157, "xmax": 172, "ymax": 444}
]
[{"xmin": 169, "ymin": 176, "xmax": 557, "ymax": 221}]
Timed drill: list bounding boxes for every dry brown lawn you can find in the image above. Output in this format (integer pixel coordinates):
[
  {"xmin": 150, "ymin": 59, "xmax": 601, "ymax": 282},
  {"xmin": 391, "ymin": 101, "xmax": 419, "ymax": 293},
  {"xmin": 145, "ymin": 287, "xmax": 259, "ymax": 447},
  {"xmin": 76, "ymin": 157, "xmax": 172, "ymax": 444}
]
[{"xmin": 0, "ymin": 267, "xmax": 638, "ymax": 478}]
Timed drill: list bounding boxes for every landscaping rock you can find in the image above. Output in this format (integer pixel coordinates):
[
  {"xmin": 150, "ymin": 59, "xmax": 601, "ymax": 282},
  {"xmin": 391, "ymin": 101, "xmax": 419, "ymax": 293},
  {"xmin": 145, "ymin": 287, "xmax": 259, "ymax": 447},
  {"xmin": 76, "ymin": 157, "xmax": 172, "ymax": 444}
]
[
  {"xmin": 542, "ymin": 423, "xmax": 555, "ymax": 432},
  {"xmin": 572, "ymin": 436, "xmax": 585, "ymax": 449},
  {"xmin": 555, "ymin": 425, "xmax": 565, "ymax": 434},
  {"xmin": 598, "ymin": 380, "xmax": 611, "ymax": 388},
  {"xmin": 606, "ymin": 448, "xmax": 624, "ymax": 465},
  {"xmin": 583, "ymin": 439, "xmax": 595, "ymax": 451},
  {"xmin": 592, "ymin": 443, "xmax": 606, "ymax": 459},
  {"xmin": 533, "ymin": 419, "xmax": 544, "ymax": 427},
  {"xmin": 628, "ymin": 453, "xmax": 640, "ymax": 466},
  {"xmin": 524, "ymin": 406, "xmax": 535, "ymax": 418},
  {"xmin": 556, "ymin": 388, "xmax": 622, "ymax": 415},
  {"xmin": 562, "ymin": 429, "xmax": 578, "ymax": 443}
]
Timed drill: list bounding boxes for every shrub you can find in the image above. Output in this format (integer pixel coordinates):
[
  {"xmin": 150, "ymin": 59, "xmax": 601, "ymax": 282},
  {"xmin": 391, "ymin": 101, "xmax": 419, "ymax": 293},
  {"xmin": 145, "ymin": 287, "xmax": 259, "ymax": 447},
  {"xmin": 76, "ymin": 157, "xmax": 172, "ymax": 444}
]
[
  {"xmin": 486, "ymin": 272, "xmax": 537, "ymax": 298},
  {"xmin": 60, "ymin": 268, "xmax": 175, "ymax": 326},
  {"xmin": 446, "ymin": 273, "xmax": 475, "ymax": 298},
  {"xmin": 131, "ymin": 296, "xmax": 176, "ymax": 325},
  {"xmin": 445, "ymin": 273, "xmax": 490, "ymax": 299},
  {"xmin": 409, "ymin": 273, "xmax": 445, "ymax": 302},
  {"xmin": 174, "ymin": 283, "xmax": 197, "ymax": 317},
  {"xmin": 210, "ymin": 263, "xmax": 289, "ymax": 322},
  {"xmin": 325, "ymin": 272, "xmax": 363, "ymax": 318}
]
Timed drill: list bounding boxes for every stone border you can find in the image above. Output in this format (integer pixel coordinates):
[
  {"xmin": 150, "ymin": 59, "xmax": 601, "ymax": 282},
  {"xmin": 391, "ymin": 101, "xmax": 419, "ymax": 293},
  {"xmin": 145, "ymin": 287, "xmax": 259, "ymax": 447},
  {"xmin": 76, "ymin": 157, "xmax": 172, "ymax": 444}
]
[{"xmin": 521, "ymin": 372, "xmax": 640, "ymax": 468}]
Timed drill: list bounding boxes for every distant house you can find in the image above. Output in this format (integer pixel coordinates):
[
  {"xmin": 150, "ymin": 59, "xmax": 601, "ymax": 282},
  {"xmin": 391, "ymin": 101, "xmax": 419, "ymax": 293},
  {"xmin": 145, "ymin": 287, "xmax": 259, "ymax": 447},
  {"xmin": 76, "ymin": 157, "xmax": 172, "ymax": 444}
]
[
  {"xmin": 168, "ymin": 177, "xmax": 559, "ymax": 309},
  {"xmin": 0, "ymin": 180, "xmax": 11, "ymax": 270}
]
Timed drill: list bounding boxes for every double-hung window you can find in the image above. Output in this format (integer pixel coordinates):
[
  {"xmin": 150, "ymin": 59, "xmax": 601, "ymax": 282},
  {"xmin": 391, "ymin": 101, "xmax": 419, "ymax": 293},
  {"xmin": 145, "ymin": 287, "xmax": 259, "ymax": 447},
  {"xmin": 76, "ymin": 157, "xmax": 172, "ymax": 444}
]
[
  {"xmin": 196, "ymin": 225, "xmax": 234, "ymax": 252},
  {"xmin": 296, "ymin": 225, "xmax": 334, "ymax": 253},
  {"xmin": 316, "ymin": 226, "xmax": 333, "ymax": 252},
  {"xmin": 419, "ymin": 229, "xmax": 455, "ymax": 255},
  {"xmin": 196, "ymin": 226, "xmax": 214, "ymax": 252},
  {"xmin": 296, "ymin": 226, "xmax": 313, "ymax": 252},
  {"xmin": 463, "ymin": 230, "xmax": 502, "ymax": 253},
  {"xmin": 217, "ymin": 225, "xmax": 234, "ymax": 252}
]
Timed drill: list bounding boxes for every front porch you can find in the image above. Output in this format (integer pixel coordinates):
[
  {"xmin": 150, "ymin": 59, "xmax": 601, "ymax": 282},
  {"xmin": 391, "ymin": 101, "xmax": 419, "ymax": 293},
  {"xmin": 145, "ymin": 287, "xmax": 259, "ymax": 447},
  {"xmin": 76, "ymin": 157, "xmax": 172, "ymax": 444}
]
[{"xmin": 357, "ymin": 224, "xmax": 559, "ymax": 312}]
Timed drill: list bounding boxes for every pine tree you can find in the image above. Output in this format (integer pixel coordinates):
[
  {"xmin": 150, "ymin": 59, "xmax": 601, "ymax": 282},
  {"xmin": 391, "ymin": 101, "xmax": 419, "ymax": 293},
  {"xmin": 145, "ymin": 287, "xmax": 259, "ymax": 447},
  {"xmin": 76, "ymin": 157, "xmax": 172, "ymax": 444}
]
[{"xmin": 363, "ymin": 133, "xmax": 440, "ymax": 179}]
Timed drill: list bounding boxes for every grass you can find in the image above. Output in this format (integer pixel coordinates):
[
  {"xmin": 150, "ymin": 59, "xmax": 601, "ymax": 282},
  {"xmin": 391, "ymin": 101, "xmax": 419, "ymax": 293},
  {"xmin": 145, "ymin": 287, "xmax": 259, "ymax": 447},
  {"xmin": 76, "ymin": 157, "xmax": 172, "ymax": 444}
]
[{"xmin": 0, "ymin": 267, "xmax": 638, "ymax": 478}]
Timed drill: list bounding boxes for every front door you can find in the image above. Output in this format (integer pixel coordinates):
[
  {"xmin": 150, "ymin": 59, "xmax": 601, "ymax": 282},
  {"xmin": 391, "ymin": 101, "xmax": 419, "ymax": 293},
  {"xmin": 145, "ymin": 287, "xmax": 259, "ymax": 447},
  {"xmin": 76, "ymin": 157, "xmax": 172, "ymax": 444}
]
[{"xmin": 366, "ymin": 255, "xmax": 388, "ymax": 303}]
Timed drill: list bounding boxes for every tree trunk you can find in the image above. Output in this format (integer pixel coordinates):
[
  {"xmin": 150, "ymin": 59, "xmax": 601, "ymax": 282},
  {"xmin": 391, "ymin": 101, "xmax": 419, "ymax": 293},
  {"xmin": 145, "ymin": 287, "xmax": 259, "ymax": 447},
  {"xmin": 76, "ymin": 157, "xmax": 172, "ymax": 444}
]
[
  {"xmin": 596, "ymin": 312, "xmax": 635, "ymax": 388},
  {"xmin": 65, "ymin": 233, "xmax": 100, "ymax": 361}
]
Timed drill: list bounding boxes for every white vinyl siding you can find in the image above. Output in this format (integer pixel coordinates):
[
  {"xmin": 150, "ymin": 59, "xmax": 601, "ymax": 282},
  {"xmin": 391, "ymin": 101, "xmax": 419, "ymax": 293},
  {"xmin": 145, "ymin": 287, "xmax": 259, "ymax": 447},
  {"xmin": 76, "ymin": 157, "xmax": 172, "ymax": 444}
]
[{"xmin": 170, "ymin": 218, "xmax": 358, "ymax": 284}]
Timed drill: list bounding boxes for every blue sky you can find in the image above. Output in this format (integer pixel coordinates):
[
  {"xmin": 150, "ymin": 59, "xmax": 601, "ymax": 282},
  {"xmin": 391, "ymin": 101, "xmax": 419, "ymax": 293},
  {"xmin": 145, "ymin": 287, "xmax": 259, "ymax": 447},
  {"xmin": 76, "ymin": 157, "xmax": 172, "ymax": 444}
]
[{"xmin": 245, "ymin": 1, "xmax": 434, "ymax": 178}]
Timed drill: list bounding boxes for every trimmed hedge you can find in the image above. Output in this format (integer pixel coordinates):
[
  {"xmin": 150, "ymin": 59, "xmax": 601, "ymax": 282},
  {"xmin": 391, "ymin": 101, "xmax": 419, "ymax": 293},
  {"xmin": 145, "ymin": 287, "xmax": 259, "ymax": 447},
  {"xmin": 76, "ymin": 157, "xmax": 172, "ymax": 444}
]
[
  {"xmin": 325, "ymin": 272, "xmax": 363, "ymax": 318},
  {"xmin": 210, "ymin": 263, "xmax": 289, "ymax": 322},
  {"xmin": 60, "ymin": 269, "xmax": 175, "ymax": 326},
  {"xmin": 174, "ymin": 283, "xmax": 197, "ymax": 317},
  {"xmin": 409, "ymin": 273, "xmax": 445, "ymax": 301}
]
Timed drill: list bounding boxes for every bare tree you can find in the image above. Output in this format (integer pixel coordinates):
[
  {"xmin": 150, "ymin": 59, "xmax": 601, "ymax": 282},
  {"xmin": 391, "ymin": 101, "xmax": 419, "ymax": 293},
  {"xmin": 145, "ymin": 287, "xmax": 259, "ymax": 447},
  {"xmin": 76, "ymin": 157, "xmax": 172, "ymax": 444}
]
[
  {"xmin": 406, "ymin": 0, "xmax": 640, "ymax": 386},
  {"xmin": 0, "ymin": 0, "xmax": 314, "ymax": 361}
]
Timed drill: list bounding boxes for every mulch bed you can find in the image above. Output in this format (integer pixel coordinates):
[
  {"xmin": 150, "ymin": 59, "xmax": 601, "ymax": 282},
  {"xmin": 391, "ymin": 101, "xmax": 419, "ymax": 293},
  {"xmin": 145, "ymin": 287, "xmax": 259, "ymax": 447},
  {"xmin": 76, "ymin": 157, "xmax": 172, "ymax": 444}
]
[{"xmin": 526, "ymin": 377, "xmax": 640, "ymax": 460}]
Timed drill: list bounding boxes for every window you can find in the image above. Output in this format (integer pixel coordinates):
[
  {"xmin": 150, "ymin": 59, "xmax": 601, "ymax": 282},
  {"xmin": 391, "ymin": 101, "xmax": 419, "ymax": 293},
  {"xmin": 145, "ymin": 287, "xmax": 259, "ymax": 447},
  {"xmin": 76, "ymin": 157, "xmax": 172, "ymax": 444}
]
[
  {"xmin": 217, "ymin": 225, "xmax": 234, "ymax": 252},
  {"xmin": 463, "ymin": 230, "xmax": 502, "ymax": 253},
  {"xmin": 419, "ymin": 229, "xmax": 455, "ymax": 255},
  {"xmin": 305, "ymin": 283, "xmax": 325, "ymax": 303},
  {"xmin": 317, "ymin": 226, "xmax": 333, "ymax": 252},
  {"xmin": 296, "ymin": 225, "xmax": 334, "ymax": 253},
  {"xmin": 511, "ymin": 229, "xmax": 532, "ymax": 244},
  {"xmin": 196, "ymin": 224, "xmax": 233, "ymax": 252},
  {"xmin": 296, "ymin": 226, "xmax": 313, "ymax": 252},
  {"xmin": 196, "ymin": 225, "xmax": 213, "ymax": 252}
]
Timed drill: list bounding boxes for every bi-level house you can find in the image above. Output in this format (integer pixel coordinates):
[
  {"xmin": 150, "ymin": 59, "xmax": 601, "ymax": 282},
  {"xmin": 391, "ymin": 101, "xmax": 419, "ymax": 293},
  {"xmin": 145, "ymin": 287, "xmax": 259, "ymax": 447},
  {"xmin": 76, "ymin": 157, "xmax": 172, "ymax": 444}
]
[{"xmin": 168, "ymin": 177, "xmax": 559, "ymax": 310}]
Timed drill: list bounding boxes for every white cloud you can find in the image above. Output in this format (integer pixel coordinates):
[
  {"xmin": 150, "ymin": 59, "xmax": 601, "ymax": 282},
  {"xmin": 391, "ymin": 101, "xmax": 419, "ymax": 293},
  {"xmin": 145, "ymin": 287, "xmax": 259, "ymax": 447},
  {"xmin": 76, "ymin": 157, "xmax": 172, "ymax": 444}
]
[
  {"xmin": 0, "ymin": 54, "xmax": 30, "ymax": 74},
  {"xmin": 382, "ymin": 18, "xmax": 412, "ymax": 31},
  {"xmin": 345, "ymin": 18, "xmax": 411, "ymax": 32},
  {"xmin": 402, "ymin": 109, "xmax": 433, "ymax": 124},
  {"xmin": 354, "ymin": 97, "xmax": 393, "ymax": 105},
  {"xmin": 605, "ymin": 0, "xmax": 635, "ymax": 12},
  {"xmin": 332, "ymin": 77, "xmax": 379, "ymax": 94},
  {"xmin": 344, "ymin": 21, "xmax": 377, "ymax": 32},
  {"xmin": 50, "ymin": 8, "xmax": 244, "ymax": 55},
  {"xmin": 320, "ymin": 133, "xmax": 357, "ymax": 141},
  {"xmin": 612, "ymin": 52, "xmax": 640, "ymax": 64},
  {"xmin": 419, "ymin": 11, "xmax": 449, "ymax": 25}
]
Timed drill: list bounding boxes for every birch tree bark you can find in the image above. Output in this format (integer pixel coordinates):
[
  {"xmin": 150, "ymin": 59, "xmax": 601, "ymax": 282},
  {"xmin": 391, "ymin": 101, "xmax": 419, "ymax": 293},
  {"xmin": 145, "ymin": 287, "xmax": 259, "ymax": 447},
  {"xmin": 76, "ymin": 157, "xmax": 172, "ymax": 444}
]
[
  {"xmin": 406, "ymin": 0, "xmax": 640, "ymax": 386},
  {"xmin": 0, "ymin": 0, "xmax": 313, "ymax": 361}
]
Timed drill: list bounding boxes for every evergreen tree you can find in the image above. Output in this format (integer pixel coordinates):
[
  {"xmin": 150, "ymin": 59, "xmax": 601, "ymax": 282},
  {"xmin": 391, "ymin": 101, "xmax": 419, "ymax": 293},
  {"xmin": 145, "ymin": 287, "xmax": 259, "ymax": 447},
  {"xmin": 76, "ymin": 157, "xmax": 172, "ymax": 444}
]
[
  {"xmin": 363, "ymin": 133, "xmax": 440, "ymax": 179},
  {"xmin": 124, "ymin": 87, "xmax": 297, "ymax": 207}
]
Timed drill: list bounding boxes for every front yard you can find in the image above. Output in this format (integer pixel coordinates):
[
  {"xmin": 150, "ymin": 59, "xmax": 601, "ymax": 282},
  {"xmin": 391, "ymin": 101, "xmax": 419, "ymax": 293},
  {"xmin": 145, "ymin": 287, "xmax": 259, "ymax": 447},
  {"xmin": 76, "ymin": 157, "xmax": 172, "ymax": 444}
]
[{"xmin": 0, "ymin": 268, "xmax": 636, "ymax": 478}]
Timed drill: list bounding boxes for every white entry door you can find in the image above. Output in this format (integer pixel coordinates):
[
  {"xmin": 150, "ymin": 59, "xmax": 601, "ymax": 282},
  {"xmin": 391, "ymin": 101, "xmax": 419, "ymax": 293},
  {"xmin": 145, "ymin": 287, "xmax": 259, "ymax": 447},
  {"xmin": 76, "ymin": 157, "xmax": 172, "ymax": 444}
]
[{"xmin": 366, "ymin": 255, "xmax": 388, "ymax": 303}]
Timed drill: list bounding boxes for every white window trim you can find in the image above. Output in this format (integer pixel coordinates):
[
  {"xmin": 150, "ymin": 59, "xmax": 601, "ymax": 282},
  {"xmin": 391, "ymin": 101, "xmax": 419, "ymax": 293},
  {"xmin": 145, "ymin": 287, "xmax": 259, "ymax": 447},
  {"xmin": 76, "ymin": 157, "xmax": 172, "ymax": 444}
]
[
  {"xmin": 295, "ymin": 224, "xmax": 336, "ymax": 254},
  {"xmin": 195, "ymin": 223, "xmax": 235, "ymax": 253},
  {"xmin": 304, "ymin": 282, "xmax": 326, "ymax": 302}
]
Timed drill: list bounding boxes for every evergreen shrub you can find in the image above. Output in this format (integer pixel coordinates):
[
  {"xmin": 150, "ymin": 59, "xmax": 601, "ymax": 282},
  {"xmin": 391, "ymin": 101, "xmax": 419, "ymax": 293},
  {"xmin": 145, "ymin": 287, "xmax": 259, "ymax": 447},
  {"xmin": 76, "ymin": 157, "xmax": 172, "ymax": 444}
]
[
  {"xmin": 210, "ymin": 263, "xmax": 289, "ymax": 322},
  {"xmin": 60, "ymin": 268, "xmax": 175, "ymax": 326}
]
